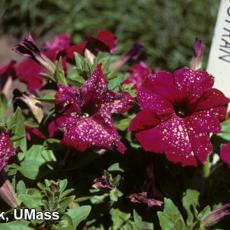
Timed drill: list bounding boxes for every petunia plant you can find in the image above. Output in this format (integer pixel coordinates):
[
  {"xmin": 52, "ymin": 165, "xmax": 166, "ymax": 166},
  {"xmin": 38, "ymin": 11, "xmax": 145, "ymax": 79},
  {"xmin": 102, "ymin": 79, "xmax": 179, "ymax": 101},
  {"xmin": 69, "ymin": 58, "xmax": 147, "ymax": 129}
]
[{"xmin": 0, "ymin": 31, "xmax": 229, "ymax": 229}]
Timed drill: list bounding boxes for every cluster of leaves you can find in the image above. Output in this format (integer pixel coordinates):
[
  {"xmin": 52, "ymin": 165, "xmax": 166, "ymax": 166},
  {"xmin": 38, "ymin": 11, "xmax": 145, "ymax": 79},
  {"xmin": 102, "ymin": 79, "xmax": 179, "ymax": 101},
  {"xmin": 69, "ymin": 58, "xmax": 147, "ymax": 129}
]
[{"xmin": 0, "ymin": 0, "xmax": 219, "ymax": 69}]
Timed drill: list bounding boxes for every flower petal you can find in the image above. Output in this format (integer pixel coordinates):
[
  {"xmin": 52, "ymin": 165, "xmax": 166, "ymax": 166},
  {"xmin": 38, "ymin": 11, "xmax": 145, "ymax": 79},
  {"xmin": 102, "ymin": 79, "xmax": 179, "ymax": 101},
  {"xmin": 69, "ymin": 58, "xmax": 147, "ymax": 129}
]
[
  {"xmin": 16, "ymin": 58, "xmax": 45, "ymax": 92},
  {"xmin": 80, "ymin": 64, "xmax": 108, "ymax": 104},
  {"xmin": 55, "ymin": 84, "xmax": 81, "ymax": 114},
  {"xmin": 187, "ymin": 108, "xmax": 225, "ymax": 133},
  {"xmin": 129, "ymin": 110, "xmax": 160, "ymax": 132},
  {"xmin": 185, "ymin": 123, "xmax": 212, "ymax": 163},
  {"xmin": 193, "ymin": 88, "xmax": 229, "ymax": 112},
  {"xmin": 141, "ymin": 71, "xmax": 178, "ymax": 102},
  {"xmin": 101, "ymin": 91, "xmax": 133, "ymax": 114},
  {"xmin": 0, "ymin": 131, "xmax": 16, "ymax": 172},
  {"xmin": 220, "ymin": 143, "xmax": 230, "ymax": 167},
  {"xmin": 136, "ymin": 114, "xmax": 198, "ymax": 166},
  {"xmin": 96, "ymin": 30, "xmax": 117, "ymax": 53},
  {"xmin": 123, "ymin": 62, "xmax": 151, "ymax": 89},
  {"xmin": 59, "ymin": 115, "xmax": 126, "ymax": 153},
  {"xmin": 43, "ymin": 34, "xmax": 71, "ymax": 59},
  {"xmin": 137, "ymin": 87, "xmax": 173, "ymax": 116},
  {"xmin": 13, "ymin": 34, "xmax": 40, "ymax": 58},
  {"xmin": 174, "ymin": 68, "xmax": 214, "ymax": 103}
]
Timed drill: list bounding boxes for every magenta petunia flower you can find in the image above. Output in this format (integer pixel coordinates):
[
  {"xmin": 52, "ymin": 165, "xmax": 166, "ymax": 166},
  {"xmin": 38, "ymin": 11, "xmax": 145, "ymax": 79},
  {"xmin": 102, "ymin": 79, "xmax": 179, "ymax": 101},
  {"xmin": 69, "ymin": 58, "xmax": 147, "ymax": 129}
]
[
  {"xmin": 25, "ymin": 126, "xmax": 46, "ymax": 141},
  {"xmin": 14, "ymin": 34, "xmax": 70, "ymax": 92},
  {"xmin": 128, "ymin": 192, "xmax": 163, "ymax": 207},
  {"xmin": 220, "ymin": 143, "xmax": 230, "ymax": 167},
  {"xmin": 93, "ymin": 176, "xmax": 116, "ymax": 190},
  {"xmin": 43, "ymin": 33, "xmax": 71, "ymax": 60},
  {"xmin": 201, "ymin": 203, "xmax": 230, "ymax": 228},
  {"xmin": 123, "ymin": 62, "xmax": 151, "ymax": 89},
  {"xmin": 54, "ymin": 64, "xmax": 133, "ymax": 153},
  {"xmin": 16, "ymin": 59, "xmax": 45, "ymax": 93},
  {"xmin": 191, "ymin": 38, "xmax": 205, "ymax": 70},
  {"xmin": 130, "ymin": 68, "xmax": 229, "ymax": 166},
  {"xmin": 66, "ymin": 30, "xmax": 117, "ymax": 62},
  {"xmin": 0, "ymin": 131, "xmax": 16, "ymax": 172}
]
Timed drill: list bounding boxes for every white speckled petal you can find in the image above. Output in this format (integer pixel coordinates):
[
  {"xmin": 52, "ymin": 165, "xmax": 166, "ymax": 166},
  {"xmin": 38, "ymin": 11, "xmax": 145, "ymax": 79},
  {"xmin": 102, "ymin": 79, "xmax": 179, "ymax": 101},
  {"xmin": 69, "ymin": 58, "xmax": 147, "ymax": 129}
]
[
  {"xmin": 137, "ymin": 88, "xmax": 173, "ymax": 116},
  {"xmin": 174, "ymin": 68, "xmax": 214, "ymax": 104},
  {"xmin": 0, "ymin": 132, "xmax": 16, "ymax": 172}
]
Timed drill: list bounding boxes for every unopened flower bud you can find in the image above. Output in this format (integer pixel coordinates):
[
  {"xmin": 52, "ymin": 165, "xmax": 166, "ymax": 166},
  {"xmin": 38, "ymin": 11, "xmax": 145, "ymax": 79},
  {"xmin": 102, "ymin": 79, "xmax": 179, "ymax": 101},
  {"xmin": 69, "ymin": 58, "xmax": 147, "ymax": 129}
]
[
  {"xmin": 13, "ymin": 34, "xmax": 55, "ymax": 75},
  {"xmin": 201, "ymin": 203, "xmax": 230, "ymax": 228},
  {"xmin": 191, "ymin": 38, "xmax": 205, "ymax": 70}
]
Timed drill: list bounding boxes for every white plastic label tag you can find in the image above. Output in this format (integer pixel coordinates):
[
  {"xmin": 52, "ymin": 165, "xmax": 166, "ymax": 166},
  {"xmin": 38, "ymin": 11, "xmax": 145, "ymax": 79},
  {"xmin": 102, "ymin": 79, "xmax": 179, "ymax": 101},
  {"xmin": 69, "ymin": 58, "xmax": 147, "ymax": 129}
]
[{"xmin": 207, "ymin": 0, "xmax": 230, "ymax": 97}]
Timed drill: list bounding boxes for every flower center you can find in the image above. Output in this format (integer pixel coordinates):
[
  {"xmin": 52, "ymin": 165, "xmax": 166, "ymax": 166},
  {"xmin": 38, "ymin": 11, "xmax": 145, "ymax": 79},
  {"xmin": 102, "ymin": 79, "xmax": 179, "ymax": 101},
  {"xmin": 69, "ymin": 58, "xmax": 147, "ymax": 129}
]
[
  {"xmin": 81, "ymin": 102, "xmax": 97, "ymax": 117},
  {"xmin": 174, "ymin": 102, "xmax": 191, "ymax": 118}
]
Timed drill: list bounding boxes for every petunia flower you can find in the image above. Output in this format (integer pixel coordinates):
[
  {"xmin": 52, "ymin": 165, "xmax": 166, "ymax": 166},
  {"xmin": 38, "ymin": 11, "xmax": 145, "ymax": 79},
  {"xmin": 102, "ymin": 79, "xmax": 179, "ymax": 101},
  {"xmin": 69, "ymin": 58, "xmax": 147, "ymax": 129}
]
[
  {"xmin": 54, "ymin": 64, "xmax": 133, "ymax": 153},
  {"xmin": 43, "ymin": 33, "xmax": 71, "ymax": 60},
  {"xmin": 14, "ymin": 34, "xmax": 55, "ymax": 75},
  {"xmin": 110, "ymin": 43, "xmax": 143, "ymax": 72},
  {"xmin": 14, "ymin": 34, "xmax": 70, "ymax": 92},
  {"xmin": 123, "ymin": 61, "xmax": 152, "ymax": 89},
  {"xmin": 130, "ymin": 68, "xmax": 229, "ymax": 167},
  {"xmin": 220, "ymin": 143, "xmax": 230, "ymax": 167},
  {"xmin": 93, "ymin": 176, "xmax": 116, "ymax": 190},
  {"xmin": 201, "ymin": 203, "xmax": 230, "ymax": 228},
  {"xmin": 0, "ymin": 130, "xmax": 16, "ymax": 172},
  {"xmin": 128, "ymin": 192, "xmax": 163, "ymax": 207},
  {"xmin": 191, "ymin": 38, "xmax": 205, "ymax": 70},
  {"xmin": 66, "ymin": 30, "xmax": 117, "ymax": 62},
  {"xmin": 25, "ymin": 126, "xmax": 46, "ymax": 141},
  {"xmin": 0, "ymin": 130, "xmax": 18, "ymax": 208}
]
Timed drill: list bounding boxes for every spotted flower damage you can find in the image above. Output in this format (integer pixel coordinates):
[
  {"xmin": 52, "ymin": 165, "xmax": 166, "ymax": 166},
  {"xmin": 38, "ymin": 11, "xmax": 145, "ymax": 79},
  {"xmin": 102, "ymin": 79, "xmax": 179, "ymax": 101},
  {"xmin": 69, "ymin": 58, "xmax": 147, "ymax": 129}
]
[
  {"xmin": 130, "ymin": 68, "xmax": 229, "ymax": 166},
  {"xmin": 54, "ymin": 64, "xmax": 133, "ymax": 153},
  {"xmin": 0, "ymin": 131, "xmax": 16, "ymax": 172}
]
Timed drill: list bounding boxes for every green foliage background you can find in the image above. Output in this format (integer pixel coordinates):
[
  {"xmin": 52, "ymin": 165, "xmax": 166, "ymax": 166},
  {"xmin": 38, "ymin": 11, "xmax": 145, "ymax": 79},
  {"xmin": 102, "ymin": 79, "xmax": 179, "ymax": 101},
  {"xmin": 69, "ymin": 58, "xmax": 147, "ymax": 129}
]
[{"xmin": 0, "ymin": 0, "xmax": 219, "ymax": 69}]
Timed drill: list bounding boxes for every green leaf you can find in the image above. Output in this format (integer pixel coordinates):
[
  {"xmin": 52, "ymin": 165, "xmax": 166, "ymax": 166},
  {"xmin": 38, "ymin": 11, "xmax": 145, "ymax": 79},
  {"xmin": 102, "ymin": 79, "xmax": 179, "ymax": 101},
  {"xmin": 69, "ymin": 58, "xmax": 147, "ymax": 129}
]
[
  {"xmin": 16, "ymin": 180, "xmax": 27, "ymax": 195},
  {"xmin": 0, "ymin": 221, "xmax": 33, "ymax": 230},
  {"xmin": 133, "ymin": 210, "xmax": 153, "ymax": 230},
  {"xmin": 59, "ymin": 179, "xmax": 68, "ymax": 193},
  {"xmin": 67, "ymin": 67, "xmax": 85, "ymax": 86},
  {"xmin": 107, "ymin": 163, "xmax": 124, "ymax": 173},
  {"xmin": 110, "ymin": 208, "xmax": 131, "ymax": 230},
  {"xmin": 74, "ymin": 52, "xmax": 85, "ymax": 71},
  {"xmin": 108, "ymin": 73, "xmax": 126, "ymax": 90},
  {"xmin": 182, "ymin": 189, "xmax": 199, "ymax": 226},
  {"xmin": 54, "ymin": 58, "xmax": 67, "ymax": 85},
  {"xmin": 59, "ymin": 195, "xmax": 75, "ymax": 211},
  {"xmin": 19, "ymin": 145, "xmax": 56, "ymax": 179},
  {"xmin": 66, "ymin": 205, "xmax": 91, "ymax": 228},
  {"xmin": 157, "ymin": 198, "xmax": 186, "ymax": 230},
  {"xmin": 17, "ymin": 180, "xmax": 43, "ymax": 208},
  {"xmin": 90, "ymin": 193, "xmax": 108, "ymax": 204},
  {"xmin": 198, "ymin": 206, "xmax": 211, "ymax": 220},
  {"xmin": 38, "ymin": 91, "xmax": 55, "ymax": 102},
  {"xmin": 115, "ymin": 117, "xmax": 132, "ymax": 131},
  {"xmin": 52, "ymin": 214, "xmax": 75, "ymax": 230},
  {"xmin": 39, "ymin": 72, "xmax": 55, "ymax": 82},
  {"xmin": 0, "ymin": 93, "xmax": 9, "ymax": 123},
  {"xmin": 217, "ymin": 119, "xmax": 230, "ymax": 141},
  {"xmin": 109, "ymin": 188, "xmax": 123, "ymax": 202},
  {"xmin": 18, "ymin": 189, "xmax": 43, "ymax": 208},
  {"xmin": 7, "ymin": 107, "xmax": 27, "ymax": 152}
]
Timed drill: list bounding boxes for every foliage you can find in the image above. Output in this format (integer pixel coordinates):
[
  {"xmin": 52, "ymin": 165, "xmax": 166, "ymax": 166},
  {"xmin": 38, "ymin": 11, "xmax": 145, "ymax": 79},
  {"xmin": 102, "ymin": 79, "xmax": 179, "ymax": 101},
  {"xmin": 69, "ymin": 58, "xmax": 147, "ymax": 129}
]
[{"xmin": 0, "ymin": 0, "xmax": 219, "ymax": 69}]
